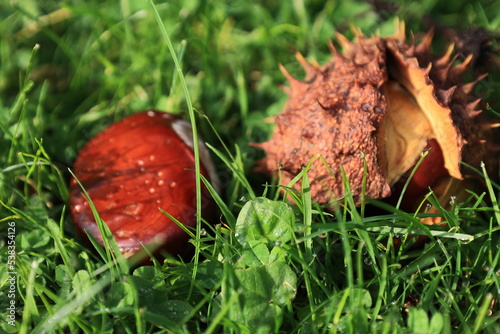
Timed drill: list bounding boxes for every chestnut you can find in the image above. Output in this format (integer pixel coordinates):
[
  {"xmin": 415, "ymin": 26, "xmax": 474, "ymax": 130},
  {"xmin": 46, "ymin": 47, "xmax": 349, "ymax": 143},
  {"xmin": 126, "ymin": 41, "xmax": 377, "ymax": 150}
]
[
  {"xmin": 69, "ymin": 110, "xmax": 217, "ymax": 260},
  {"xmin": 389, "ymin": 139, "xmax": 449, "ymax": 212}
]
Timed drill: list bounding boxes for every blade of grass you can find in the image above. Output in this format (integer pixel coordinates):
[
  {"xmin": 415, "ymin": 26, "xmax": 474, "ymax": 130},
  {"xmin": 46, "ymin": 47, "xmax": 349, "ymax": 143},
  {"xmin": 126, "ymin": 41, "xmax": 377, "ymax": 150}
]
[
  {"xmin": 31, "ymin": 273, "xmax": 112, "ymax": 334},
  {"xmin": 68, "ymin": 169, "xmax": 128, "ymax": 275},
  {"xmin": 481, "ymin": 162, "xmax": 500, "ymax": 227},
  {"xmin": 146, "ymin": 0, "xmax": 204, "ymax": 300},
  {"xmin": 205, "ymin": 142, "xmax": 256, "ymax": 198}
]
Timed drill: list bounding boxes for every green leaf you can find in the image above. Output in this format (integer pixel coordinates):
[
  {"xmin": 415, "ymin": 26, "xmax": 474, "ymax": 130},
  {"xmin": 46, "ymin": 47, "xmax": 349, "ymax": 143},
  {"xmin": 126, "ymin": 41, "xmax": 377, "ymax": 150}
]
[
  {"xmin": 54, "ymin": 265, "xmax": 72, "ymax": 300},
  {"xmin": 408, "ymin": 308, "xmax": 429, "ymax": 334},
  {"xmin": 269, "ymin": 246, "xmax": 288, "ymax": 263},
  {"xmin": 238, "ymin": 241, "xmax": 271, "ymax": 267},
  {"xmin": 104, "ymin": 281, "xmax": 136, "ymax": 308},
  {"xmin": 235, "ymin": 197, "xmax": 294, "ymax": 247},
  {"xmin": 133, "ymin": 266, "xmax": 166, "ymax": 290},
  {"xmin": 157, "ymin": 300, "xmax": 193, "ymax": 322},
  {"xmin": 18, "ymin": 229, "xmax": 51, "ymax": 250},
  {"xmin": 237, "ymin": 262, "xmax": 297, "ymax": 306},
  {"xmin": 127, "ymin": 275, "xmax": 193, "ymax": 321},
  {"xmin": 72, "ymin": 270, "xmax": 92, "ymax": 299},
  {"xmin": 429, "ymin": 312, "xmax": 444, "ymax": 333},
  {"xmin": 196, "ymin": 261, "xmax": 224, "ymax": 289},
  {"xmin": 225, "ymin": 261, "xmax": 297, "ymax": 332},
  {"xmin": 351, "ymin": 288, "xmax": 372, "ymax": 309}
]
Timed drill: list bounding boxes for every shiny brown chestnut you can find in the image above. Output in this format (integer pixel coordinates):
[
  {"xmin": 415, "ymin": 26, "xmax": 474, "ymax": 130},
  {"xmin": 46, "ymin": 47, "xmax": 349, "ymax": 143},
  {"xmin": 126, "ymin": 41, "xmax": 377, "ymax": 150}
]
[{"xmin": 69, "ymin": 110, "xmax": 217, "ymax": 260}]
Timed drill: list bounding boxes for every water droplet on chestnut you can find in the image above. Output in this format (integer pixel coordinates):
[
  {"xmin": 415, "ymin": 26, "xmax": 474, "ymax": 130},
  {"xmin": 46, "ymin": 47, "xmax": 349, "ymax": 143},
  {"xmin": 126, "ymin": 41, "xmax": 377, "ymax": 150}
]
[
  {"xmin": 106, "ymin": 202, "xmax": 117, "ymax": 209},
  {"xmin": 123, "ymin": 203, "xmax": 141, "ymax": 215}
]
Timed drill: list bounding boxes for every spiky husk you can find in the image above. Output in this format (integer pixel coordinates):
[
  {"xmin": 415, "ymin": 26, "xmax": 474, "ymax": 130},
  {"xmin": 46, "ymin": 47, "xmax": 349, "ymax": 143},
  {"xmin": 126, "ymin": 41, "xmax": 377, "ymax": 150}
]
[
  {"xmin": 255, "ymin": 35, "xmax": 390, "ymax": 206},
  {"xmin": 256, "ymin": 22, "xmax": 495, "ymax": 208}
]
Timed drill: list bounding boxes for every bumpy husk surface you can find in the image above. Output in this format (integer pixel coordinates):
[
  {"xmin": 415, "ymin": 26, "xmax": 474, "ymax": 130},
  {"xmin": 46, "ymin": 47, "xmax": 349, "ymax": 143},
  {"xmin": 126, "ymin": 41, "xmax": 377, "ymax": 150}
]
[{"xmin": 256, "ymin": 23, "xmax": 493, "ymax": 207}]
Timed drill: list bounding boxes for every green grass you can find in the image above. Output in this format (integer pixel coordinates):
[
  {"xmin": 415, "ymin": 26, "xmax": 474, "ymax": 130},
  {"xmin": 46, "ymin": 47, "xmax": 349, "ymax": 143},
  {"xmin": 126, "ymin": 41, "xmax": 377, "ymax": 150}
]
[{"xmin": 1, "ymin": 0, "xmax": 500, "ymax": 333}]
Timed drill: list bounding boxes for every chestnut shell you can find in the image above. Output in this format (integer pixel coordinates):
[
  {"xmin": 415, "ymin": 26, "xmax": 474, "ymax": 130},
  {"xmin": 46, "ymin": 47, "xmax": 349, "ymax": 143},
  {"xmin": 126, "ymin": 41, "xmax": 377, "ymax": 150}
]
[{"xmin": 256, "ymin": 23, "xmax": 496, "ymax": 208}]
